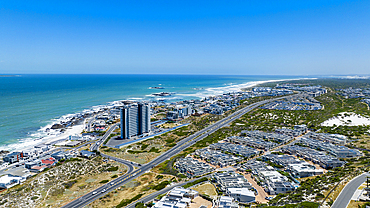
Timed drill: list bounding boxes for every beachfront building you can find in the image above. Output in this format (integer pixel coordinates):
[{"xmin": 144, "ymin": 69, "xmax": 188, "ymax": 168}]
[
  {"xmin": 120, "ymin": 103, "xmax": 151, "ymax": 139},
  {"xmin": 3, "ymin": 152, "xmax": 23, "ymax": 164}
]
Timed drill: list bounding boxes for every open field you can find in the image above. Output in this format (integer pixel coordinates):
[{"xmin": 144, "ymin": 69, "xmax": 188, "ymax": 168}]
[
  {"xmin": 0, "ymin": 157, "xmax": 127, "ymax": 208},
  {"xmin": 88, "ymin": 172, "xmax": 175, "ymax": 208},
  {"xmin": 193, "ymin": 183, "xmax": 217, "ymax": 198}
]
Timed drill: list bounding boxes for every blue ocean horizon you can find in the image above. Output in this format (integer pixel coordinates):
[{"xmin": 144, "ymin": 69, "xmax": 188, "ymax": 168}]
[{"xmin": 0, "ymin": 74, "xmax": 314, "ymax": 151}]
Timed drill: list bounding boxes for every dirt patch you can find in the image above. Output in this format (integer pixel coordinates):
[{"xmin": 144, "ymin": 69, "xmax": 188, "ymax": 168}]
[
  {"xmin": 243, "ymin": 173, "xmax": 269, "ymax": 203},
  {"xmin": 189, "ymin": 196, "xmax": 212, "ymax": 208}
]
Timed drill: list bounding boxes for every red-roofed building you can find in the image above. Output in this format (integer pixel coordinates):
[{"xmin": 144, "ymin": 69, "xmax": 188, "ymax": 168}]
[
  {"xmin": 41, "ymin": 157, "xmax": 56, "ymax": 166},
  {"xmin": 30, "ymin": 165, "xmax": 48, "ymax": 173}
]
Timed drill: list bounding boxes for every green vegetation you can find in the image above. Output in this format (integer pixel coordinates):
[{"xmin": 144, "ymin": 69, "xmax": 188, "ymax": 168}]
[
  {"xmin": 258, "ymin": 201, "xmax": 319, "ymax": 208},
  {"xmin": 62, "ymin": 180, "xmax": 78, "ymax": 189},
  {"xmin": 106, "ymin": 166, "xmax": 119, "ymax": 171},
  {"xmin": 152, "ymin": 180, "xmax": 170, "ymax": 191},
  {"xmin": 99, "ymin": 180, "xmax": 109, "ymax": 184},
  {"xmin": 182, "ymin": 177, "xmax": 208, "ymax": 188},
  {"xmin": 116, "ymin": 193, "xmax": 144, "ymax": 208}
]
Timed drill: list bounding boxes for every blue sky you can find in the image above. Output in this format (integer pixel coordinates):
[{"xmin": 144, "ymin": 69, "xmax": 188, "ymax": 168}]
[{"xmin": 0, "ymin": 0, "xmax": 369, "ymax": 75}]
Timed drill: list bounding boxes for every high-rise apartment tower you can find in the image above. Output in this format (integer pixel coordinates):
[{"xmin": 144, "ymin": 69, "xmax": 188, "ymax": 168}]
[{"xmin": 120, "ymin": 103, "xmax": 150, "ymax": 139}]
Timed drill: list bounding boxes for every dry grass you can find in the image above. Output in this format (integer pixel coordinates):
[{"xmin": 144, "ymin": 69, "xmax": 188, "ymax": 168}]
[
  {"xmin": 347, "ymin": 200, "xmax": 367, "ymax": 208},
  {"xmin": 89, "ymin": 172, "xmax": 174, "ymax": 208},
  {"xmin": 353, "ymin": 135, "xmax": 370, "ymax": 149},
  {"xmin": 39, "ymin": 160, "xmax": 127, "ymax": 208},
  {"xmin": 193, "ymin": 183, "xmax": 217, "ymax": 198}
]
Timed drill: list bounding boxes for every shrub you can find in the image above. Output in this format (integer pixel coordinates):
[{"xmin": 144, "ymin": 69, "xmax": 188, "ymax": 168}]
[
  {"xmin": 106, "ymin": 166, "xmax": 119, "ymax": 171},
  {"xmin": 116, "ymin": 193, "xmax": 144, "ymax": 208},
  {"xmin": 152, "ymin": 181, "xmax": 170, "ymax": 191},
  {"xmin": 99, "ymin": 180, "xmax": 109, "ymax": 184}
]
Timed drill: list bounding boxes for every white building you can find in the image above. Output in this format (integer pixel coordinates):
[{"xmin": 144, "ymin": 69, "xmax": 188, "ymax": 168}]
[
  {"xmin": 154, "ymin": 187, "xmax": 199, "ymax": 208},
  {"xmin": 0, "ymin": 174, "xmax": 26, "ymax": 189},
  {"xmin": 288, "ymin": 163, "xmax": 323, "ymax": 178},
  {"xmin": 217, "ymin": 196, "xmax": 239, "ymax": 208},
  {"xmin": 226, "ymin": 188, "xmax": 255, "ymax": 203}
]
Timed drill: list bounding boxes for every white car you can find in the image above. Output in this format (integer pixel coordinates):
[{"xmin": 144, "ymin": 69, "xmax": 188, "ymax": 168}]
[
  {"xmin": 101, "ymin": 189, "xmax": 106, "ymax": 193},
  {"xmin": 92, "ymin": 192, "xmax": 97, "ymax": 195}
]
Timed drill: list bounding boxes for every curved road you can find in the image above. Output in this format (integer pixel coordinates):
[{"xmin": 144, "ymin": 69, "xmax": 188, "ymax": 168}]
[
  {"xmin": 331, "ymin": 172, "xmax": 370, "ymax": 208},
  {"xmin": 61, "ymin": 95, "xmax": 293, "ymax": 208}
]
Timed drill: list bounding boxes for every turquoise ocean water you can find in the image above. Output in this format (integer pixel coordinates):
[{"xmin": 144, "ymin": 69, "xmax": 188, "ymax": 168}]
[{"xmin": 0, "ymin": 74, "xmax": 310, "ymax": 151}]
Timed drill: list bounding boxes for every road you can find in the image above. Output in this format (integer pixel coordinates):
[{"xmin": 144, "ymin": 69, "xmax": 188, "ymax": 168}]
[
  {"xmin": 90, "ymin": 123, "xmax": 119, "ymax": 151},
  {"xmin": 125, "ymin": 175, "xmax": 210, "ymax": 208},
  {"xmin": 331, "ymin": 172, "xmax": 370, "ymax": 208},
  {"xmin": 62, "ymin": 95, "xmax": 292, "ymax": 208}
]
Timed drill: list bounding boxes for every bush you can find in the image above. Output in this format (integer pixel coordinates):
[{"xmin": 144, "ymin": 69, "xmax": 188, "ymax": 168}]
[
  {"xmin": 183, "ymin": 177, "xmax": 208, "ymax": 188},
  {"xmin": 106, "ymin": 166, "xmax": 119, "ymax": 171},
  {"xmin": 149, "ymin": 147, "xmax": 160, "ymax": 153},
  {"xmin": 116, "ymin": 193, "xmax": 144, "ymax": 208},
  {"xmin": 99, "ymin": 180, "xmax": 109, "ymax": 184},
  {"xmin": 166, "ymin": 143, "xmax": 176, "ymax": 147},
  {"xmin": 152, "ymin": 181, "xmax": 170, "ymax": 191},
  {"xmin": 63, "ymin": 180, "xmax": 78, "ymax": 189},
  {"xmin": 135, "ymin": 202, "xmax": 145, "ymax": 208},
  {"xmin": 111, "ymin": 175, "xmax": 118, "ymax": 178}
]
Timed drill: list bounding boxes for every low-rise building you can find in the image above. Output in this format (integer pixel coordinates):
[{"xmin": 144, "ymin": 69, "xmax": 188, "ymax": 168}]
[
  {"xmin": 195, "ymin": 148, "xmax": 241, "ymax": 167},
  {"xmin": 209, "ymin": 142, "xmax": 259, "ymax": 158},
  {"xmin": 217, "ymin": 196, "xmax": 239, "ymax": 208},
  {"xmin": 212, "ymin": 171, "xmax": 254, "ymax": 192},
  {"xmin": 305, "ymin": 132, "xmax": 347, "ymax": 145},
  {"xmin": 275, "ymin": 125, "xmax": 308, "ymax": 137},
  {"xmin": 0, "ymin": 174, "xmax": 26, "ymax": 189},
  {"xmin": 240, "ymin": 131, "xmax": 293, "ymax": 144},
  {"xmin": 299, "ymin": 137, "xmax": 361, "ymax": 158},
  {"xmin": 175, "ymin": 157, "xmax": 214, "ymax": 178},
  {"xmin": 154, "ymin": 187, "xmax": 199, "ymax": 208},
  {"xmin": 287, "ymin": 163, "xmax": 324, "ymax": 178},
  {"xmin": 228, "ymin": 136, "xmax": 277, "ymax": 150},
  {"xmin": 3, "ymin": 152, "xmax": 23, "ymax": 164},
  {"xmin": 80, "ymin": 150, "xmax": 96, "ymax": 158},
  {"xmin": 226, "ymin": 188, "xmax": 255, "ymax": 203},
  {"xmin": 281, "ymin": 145, "xmax": 345, "ymax": 169}
]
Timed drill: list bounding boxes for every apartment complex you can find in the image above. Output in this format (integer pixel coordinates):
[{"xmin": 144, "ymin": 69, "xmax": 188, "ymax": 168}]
[{"xmin": 120, "ymin": 103, "xmax": 150, "ymax": 139}]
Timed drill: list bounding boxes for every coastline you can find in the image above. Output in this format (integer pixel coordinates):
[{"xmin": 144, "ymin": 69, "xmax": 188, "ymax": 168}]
[{"xmin": 0, "ymin": 76, "xmax": 311, "ymax": 152}]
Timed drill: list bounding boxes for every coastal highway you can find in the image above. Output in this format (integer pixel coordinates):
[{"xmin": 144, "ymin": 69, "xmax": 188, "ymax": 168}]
[
  {"xmin": 331, "ymin": 172, "xmax": 370, "ymax": 208},
  {"xmin": 62, "ymin": 95, "xmax": 292, "ymax": 208}
]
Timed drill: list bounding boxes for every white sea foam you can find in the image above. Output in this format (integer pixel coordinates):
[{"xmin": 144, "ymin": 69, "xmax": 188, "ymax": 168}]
[{"xmin": 177, "ymin": 78, "xmax": 311, "ymax": 99}]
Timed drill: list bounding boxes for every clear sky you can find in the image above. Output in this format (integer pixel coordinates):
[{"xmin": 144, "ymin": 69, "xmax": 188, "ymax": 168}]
[{"xmin": 1, "ymin": 0, "xmax": 369, "ymax": 75}]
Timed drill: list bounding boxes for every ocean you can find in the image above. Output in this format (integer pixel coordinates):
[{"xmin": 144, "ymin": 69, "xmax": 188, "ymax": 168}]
[{"xmin": 0, "ymin": 74, "xmax": 310, "ymax": 151}]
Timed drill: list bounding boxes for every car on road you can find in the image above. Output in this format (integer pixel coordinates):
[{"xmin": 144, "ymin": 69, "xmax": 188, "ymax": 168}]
[
  {"xmin": 111, "ymin": 182, "xmax": 114, "ymax": 186},
  {"xmin": 92, "ymin": 191, "xmax": 97, "ymax": 195},
  {"xmin": 101, "ymin": 189, "xmax": 106, "ymax": 193}
]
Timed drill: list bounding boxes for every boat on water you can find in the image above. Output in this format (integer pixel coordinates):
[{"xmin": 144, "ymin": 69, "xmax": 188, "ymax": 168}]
[{"xmin": 149, "ymin": 87, "xmax": 165, "ymax": 89}]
